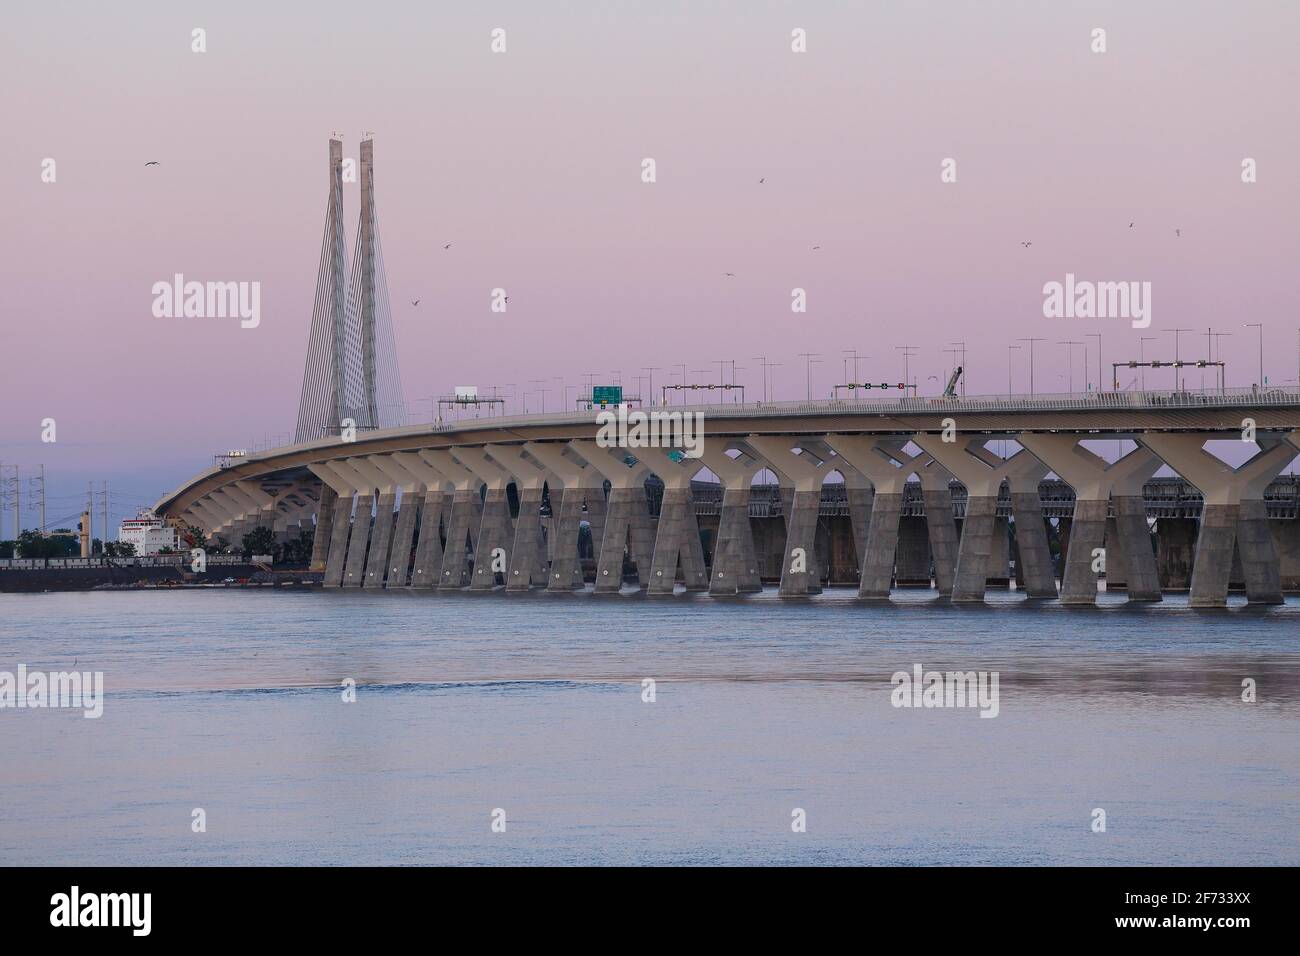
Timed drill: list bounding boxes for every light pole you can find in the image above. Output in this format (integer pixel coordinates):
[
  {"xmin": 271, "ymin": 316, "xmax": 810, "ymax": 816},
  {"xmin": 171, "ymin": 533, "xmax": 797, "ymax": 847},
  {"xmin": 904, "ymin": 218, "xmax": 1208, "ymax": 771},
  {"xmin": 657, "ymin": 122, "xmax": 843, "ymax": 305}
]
[
  {"xmin": 641, "ymin": 367, "xmax": 660, "ymax": 406},
  {"xmin": 1244, "ymin": 322, "xmax": 1264, "ymax": 386},
  {"xmin": 896, "ymin": 346, "xmax": 918, "ymax": 391},
  {"xmin": 1209, "ymin": 332, "xmax": 1231, "ymax": 389},
  {"xmin": 842, "ymin": 349, "xmax": 867, "ymax": 385},
  {"xmin": 1139, "ymin": 337, "xmax": 1157, "ymax": 390},
  {"xmin": 797, "ymin": 352, "xmax": 822, "ymax": 400},
  {"xmin": 1164, "ymin": 328, "xmax": 1191, "ymax": 390},
  {"xmin": 1007, "ymin": 344, "xmax": 1021, "ymax": 395},
  {"xmin": 1017, "ymin": 338, "xmax": 1044, "ymax": 395},
  {"xmin": 751, "ymin": 357, "xmax": 769, "ymax": 402},
  {"xmin": 1058, "ymin": 340, "xmax": 1081, "ymax": 392}
]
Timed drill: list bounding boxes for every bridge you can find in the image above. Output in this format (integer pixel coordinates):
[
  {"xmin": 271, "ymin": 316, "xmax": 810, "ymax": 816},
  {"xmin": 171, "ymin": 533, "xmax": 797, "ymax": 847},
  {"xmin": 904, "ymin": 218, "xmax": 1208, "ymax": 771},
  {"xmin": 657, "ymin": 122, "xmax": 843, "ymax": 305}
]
[{"xmin": 152, "ymin": 139, "xmax": 1300, "ymax": 608}]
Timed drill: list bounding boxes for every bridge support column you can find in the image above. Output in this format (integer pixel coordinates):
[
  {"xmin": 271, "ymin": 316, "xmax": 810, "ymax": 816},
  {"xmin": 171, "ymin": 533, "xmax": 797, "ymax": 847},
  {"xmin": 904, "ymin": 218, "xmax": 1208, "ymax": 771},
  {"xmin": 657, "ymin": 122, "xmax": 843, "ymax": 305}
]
[
  {"xmin": 710, "ymin": 486, "xmax": 762, "ymax": 593},
  {"xmin": 523, "ymin": 442, "xmax": 603, "ymax": 591},
  {"xmin": 415, "ymin": 450, "xmax": 485, "ymax": 590},
  {"xmin": 368, "ymin": 453, "xmax": 434, "ymax": 588},
  {"xmin": 1142, "ymin": 433, "xmax": 1297, "ymax": 607},
  {"xmin": 506, "ymin": 486, "xmax": 548, "ymax": 590},
  {"xmin": 859, "ymin": 492, "xmax": 902, "ymax": 598},
  {"xmin": 1238, "ymin": 498, "xmax": 1284, "ymax": 604},
  {"xmin": 309, "ymin": 486, "xmax": 336, "ymax": 571},
  {"xmin": 547, "ymin": 486, "xmax": 586, "ymax": 590},
  {"xmin": 845, "ymin": 485, "xmax": 874, "ymax": 582},
  {"xmin": 323, "ymin": 497, "xmax": 353, "ymax": 587},
  {"xmin": 1114, "ymin": 495, "xmax": 1160, "ymax": 600},
  {"xmin": 363, "ymin": 493, "xmax": 397, "ymax": 588},
  {"xmin": 410, "ymin": 490, "xmax": 449, "ymax": 588},
  {"xmin": 449, "ymin": 447, "xmax": 518, "ymax": 591},
  {"xmin": 342, "ymin": 494, "xmax": 373, "ymax": 587},
  {"xmin": 480, "ymin": 445, "xmax": 552, "ymax": 592},
  {"xmin": 1059, "ymin": 498, "xmax": 1106, "ymax": 604},
  {"xmin": 585, "ymin": 490, "xmax": 607, "ymax": 579},
  {"xmin": 825, "ymin": 436, "xmax": 939, "ymax": 600},
  {"xmin": 308, "ymin": 462, "xmax": 362, "ymax": 588},
  {"xmin": 697, "ymin": 444, "xmax": 766, "ymax": 595},
  {"xmin": 1019, "ymin": 436, "xmax": 1163, "ymax": 605},
  {"xmin": 440, "ymin": 489, "xmax": 482, "ymax": 588},
  {"xmin": 951, "ymin": 495, "xmax": 997, "ymax": 602},
  {"xmin": 914, "ymin": 436, "xmax": 1048, "ymax": 604},
  {"xmin": 571, "ymin": 441, "xmax": 655, "ymax": 591},
  {"xmin": 471, "ymin": 487, "xmax": 513, "ymax": 589},
  {"xmin": 647, "ymin": 486, "xmax": 709, "ymax": 593},
  {"xmin": 595, "ymin": 486, "xmax": 655, "ymax": 590},
  {"xmin": 746, "ymin": 436, "xmax": 835, "ymax": 597},
  {"xmin": 921, "ymin": 484, "xmax": 959, "ymax": 596},
  {"xmin": 385, "ymin": 492, "xmax": 420, "ymax": 587},
  {"xmin": 1009, "ymin": 489, "xmax": 1056, "ymax": 598},
  {"xmin": 633, "ymin": 446, "xmax": 708, "ymax": 593}
]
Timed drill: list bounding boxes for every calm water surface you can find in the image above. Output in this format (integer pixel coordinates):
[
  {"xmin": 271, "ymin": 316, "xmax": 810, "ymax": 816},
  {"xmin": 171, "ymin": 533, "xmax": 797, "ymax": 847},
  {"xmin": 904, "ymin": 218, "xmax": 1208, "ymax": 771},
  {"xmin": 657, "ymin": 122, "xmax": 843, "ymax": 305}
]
[{"xmin": 2, "ymin": 588, "xmax": 1297, "ymax": 865}]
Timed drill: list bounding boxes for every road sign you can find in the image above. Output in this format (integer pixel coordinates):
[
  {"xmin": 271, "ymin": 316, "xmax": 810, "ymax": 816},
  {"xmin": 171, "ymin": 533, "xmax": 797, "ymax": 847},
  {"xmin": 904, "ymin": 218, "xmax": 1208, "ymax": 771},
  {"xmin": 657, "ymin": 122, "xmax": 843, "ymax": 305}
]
[{"xmin": 592, "ymin": 385, "xmax": 623, "ymax": 406}]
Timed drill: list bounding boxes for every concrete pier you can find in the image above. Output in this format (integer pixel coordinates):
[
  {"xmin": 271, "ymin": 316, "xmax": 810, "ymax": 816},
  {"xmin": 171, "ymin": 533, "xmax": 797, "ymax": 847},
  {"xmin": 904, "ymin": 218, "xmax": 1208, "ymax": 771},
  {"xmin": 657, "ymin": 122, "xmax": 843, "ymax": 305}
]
[
  {"xmin": 859, "ymin": 492, "xmax": 901, "ymax": 598},
  {"xmin": 1009, "ymin": 490, "xmax": 1056, "ymax": 597},
  {"xmin": 636, "ymin": 446, "xmax": 709, "ymax": 593},
  {"xmin": 1143, "ymin": 434, "xmax": 1297, "ymax": 607},
  {"xmin": 342, "ymin": 493, "xmax": 373, "ymax": 587},
  {"xmin": 409, "ymin": 489, "xmax": 448, "ymax": 589},
  {"xmin": 1112, "ymin": 495, "xmax": 1160, "ymax": 600},
  {"xmin": 523, "ymin": 441, "xmax": 597, "ymax": 591},
  {"xmin": 697, "ymin": 445, "xmax": 765, "ymax": 594},
  {"xmin": 914, "ymin": 438, "xmax": 1047, "ymax": 604},
  {"xmin": 572, "ymin": 441, "xmax": 655, "ymax": 591},
  {"xmin": 1018, "ymin": 436, "xmax": 1162, "ymax": 605},
  {"xmin": 747, "ymin": 436, "xmax": 832, "ymax": 596}
]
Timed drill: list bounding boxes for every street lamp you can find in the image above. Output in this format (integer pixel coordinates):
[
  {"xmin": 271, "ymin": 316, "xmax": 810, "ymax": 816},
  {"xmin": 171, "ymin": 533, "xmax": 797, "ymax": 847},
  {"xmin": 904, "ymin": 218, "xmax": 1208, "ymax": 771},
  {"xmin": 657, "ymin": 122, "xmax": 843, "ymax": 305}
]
[
  {"xmin": 1057, "ymin": 340, "xmax": 1081, "ymax": 392},
  {"xmin": 1017, "ymin": 338, "xmax": 1044, "ymax": 395},
  {"xmin": 1244, "ymin": 322, "xmax": 1264, "ymax": 386},
  {"xmin": 1086, "ymin": 333, "xmax": 1101, "ymax": 391}
]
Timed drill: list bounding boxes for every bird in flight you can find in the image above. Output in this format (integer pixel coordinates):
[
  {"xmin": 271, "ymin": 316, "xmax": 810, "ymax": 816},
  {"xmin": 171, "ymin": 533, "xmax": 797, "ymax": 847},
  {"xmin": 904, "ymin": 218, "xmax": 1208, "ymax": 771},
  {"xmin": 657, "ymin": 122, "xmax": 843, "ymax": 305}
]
[
  {"xmin": 1020, "ymin": 241, "xmax": 1032, "ymax": 247},
  {"xmin": 410, "ymin": 299, "xmax": 420, "ymax": 307},
  {"xmin": 812, "ymin": 245, "xmax": 821, "ymax": 251},
  {"xmin": 443, "ymin": 243, "xmax": 452, "ymax": 250},
  {"xmin": 144, "ymin": 161, "xmax": 160, "ymax": 166},
  {"xmin": 1174, "ymin": 228, "xmax": 1181, "ymax": 237},
  {"xmin": 724, "ymin": 272, "xmax": 736, "ymax": 278},
  {"xmin": 1129, "ymin": 222, "xmax": 1134, "ymax": 228},
  {"xmin": 759, "ymin": 178, "xmax": 765, "ymax": 184}
]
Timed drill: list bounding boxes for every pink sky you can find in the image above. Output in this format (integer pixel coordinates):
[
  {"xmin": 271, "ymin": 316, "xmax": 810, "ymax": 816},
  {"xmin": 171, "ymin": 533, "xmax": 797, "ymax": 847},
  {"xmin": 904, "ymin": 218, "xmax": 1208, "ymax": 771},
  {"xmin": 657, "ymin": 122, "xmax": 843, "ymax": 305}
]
[{"xmin": 3, "ymin": 0, "xmax": 1298, "ymax": 526}]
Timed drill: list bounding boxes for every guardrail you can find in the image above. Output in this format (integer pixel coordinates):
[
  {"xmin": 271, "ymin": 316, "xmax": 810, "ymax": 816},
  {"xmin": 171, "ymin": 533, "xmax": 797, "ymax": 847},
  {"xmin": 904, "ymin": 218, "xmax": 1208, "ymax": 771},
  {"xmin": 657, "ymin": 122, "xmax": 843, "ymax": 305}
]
[{"xmin": 0, "ymin": 554, "xmax": 252, "ymax": 570}]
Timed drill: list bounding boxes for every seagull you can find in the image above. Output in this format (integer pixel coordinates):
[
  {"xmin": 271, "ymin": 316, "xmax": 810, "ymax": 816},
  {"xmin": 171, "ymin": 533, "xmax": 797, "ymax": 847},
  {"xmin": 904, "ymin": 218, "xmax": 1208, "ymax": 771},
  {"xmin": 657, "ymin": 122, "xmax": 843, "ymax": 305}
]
[
  {"xmin": 724, "ymin": 272, "xmax": 736, "ymax": 278},
  {"xmin": 144, "ymin": 161, "xmax": 160, "ymax": 166},
  {"xmin": 1129, "ymin": 222, "xmax": 1134, "ymax": 228},
  {"xmin": 759, "ymin": 178, "xmax": 765, "ymax": 184},
  {"xmin": 812, "ymin": 245, "xmax": 821, "ymax": 251},
  {"xmin": 1174, "ymin": 228, "xmax": 1181, "ymax": 237},
  {"xmin": 443, "ymin": 243, "xmax": 452, "ymax": 250},
  {"xmin": 410, "ymin": 299, "xmax": 420, "ymax": 307},
  {"xmin": 1020, "ymin": 241, "xmax": 1032, "ymax": 247}
]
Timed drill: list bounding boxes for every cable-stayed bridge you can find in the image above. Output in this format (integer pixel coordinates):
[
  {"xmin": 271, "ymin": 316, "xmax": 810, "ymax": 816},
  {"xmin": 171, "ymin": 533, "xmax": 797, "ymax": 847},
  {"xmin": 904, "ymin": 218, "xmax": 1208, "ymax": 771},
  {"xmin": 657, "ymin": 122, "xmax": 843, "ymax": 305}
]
[
  {"xmin": 146, "ymin": 139, "xmax": 1300, "ymax": 609},
  {"xmin": 295, "ymin": 138, "xmax": 405, "ymax": 443}
]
